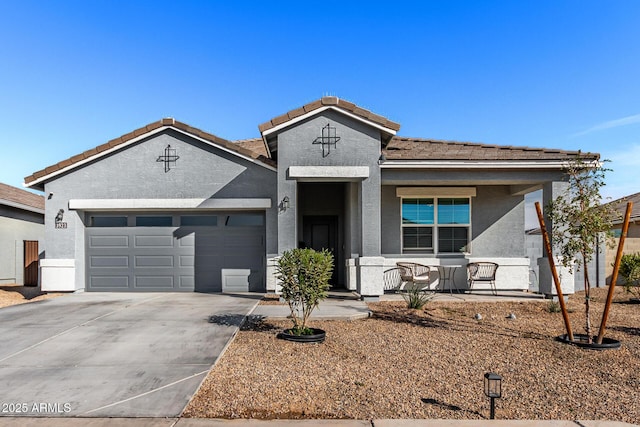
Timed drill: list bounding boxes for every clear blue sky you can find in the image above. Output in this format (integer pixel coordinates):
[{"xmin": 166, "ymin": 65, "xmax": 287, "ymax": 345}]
[{"xmin": 1, "ymin": 1, "xmax": 639, "ymax": 207}]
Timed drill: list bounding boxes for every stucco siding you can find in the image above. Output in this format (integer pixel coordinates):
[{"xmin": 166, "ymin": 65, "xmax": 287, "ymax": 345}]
[
  {"xmin": 380, "ymin": 184, "xmax": 524, "ymax": 258},
  {"xmin": 41, "ymin": 129, "xmax": 277, "ymax": 290},
  {"xmin": 0, "ymin": 210, "xmax": 43, "ymax": 285},
  {"xmin": 276, "ymin": 110, "xmax": 381, "ymax": 256},
  {"xmin": 471, "ymin": 186, "xmax": 525, "ymax": 257},
  {"xmin": 381, "ymin": 185, "xmax": 401, "ymax": 254}
]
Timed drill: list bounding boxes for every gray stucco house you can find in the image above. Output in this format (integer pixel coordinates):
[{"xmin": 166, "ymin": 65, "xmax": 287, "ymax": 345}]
[
  {"xmin": 0, "ymin": 183, "xmax": 44, "ymax": 286},
  {"xmin": 24, "ymin": 97, "xmax": 594, "ymax": 297}
]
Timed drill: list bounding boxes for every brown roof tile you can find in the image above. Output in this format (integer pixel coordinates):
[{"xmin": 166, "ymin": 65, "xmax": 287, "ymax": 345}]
[
  {"xmin": 24, "ymin": 119, "xmax": 275, "ymax": 186},
  {"xmin": 606, "ymin": 191, "xmax": 640, "ymax": 223},
  {"xmin": 234, "ymin": 138, "xmax": 269, "ymax": 158},
  {"xmin": 258, "ymin": 96, "xmax": 401, "ymax": 134},
  {"xmin": 383, "ymin": 137, "xmax": 599, "ymax": 162},
  {"xmin": 0, "ymin": 182, "xmax": 44, "ymax": 211}
]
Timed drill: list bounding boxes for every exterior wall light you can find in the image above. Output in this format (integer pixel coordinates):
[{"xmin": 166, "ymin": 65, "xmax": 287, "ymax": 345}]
[
  {"xmin": 280, "ymin": 196, "xmax": 290, "ymax": 212},
  {"xmin": 484, "ymin": 372, "xmax": 502, "ymax": 419}
]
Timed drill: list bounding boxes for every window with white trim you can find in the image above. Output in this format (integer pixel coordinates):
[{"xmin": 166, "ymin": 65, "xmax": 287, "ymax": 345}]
[{"xmin": 401, "ymin": 197, "xmax": 470, "ymax": 254}]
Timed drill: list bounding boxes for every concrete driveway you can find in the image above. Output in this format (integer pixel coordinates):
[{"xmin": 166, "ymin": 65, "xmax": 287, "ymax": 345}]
[{"xmin": 0, "ymin": 292, "xmax": 259, "ymax": 417}]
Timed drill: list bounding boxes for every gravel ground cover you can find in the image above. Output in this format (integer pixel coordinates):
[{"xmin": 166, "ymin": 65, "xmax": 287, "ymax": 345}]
[
  {"xmin": 184, "ymin": 286, "xmax": 640, "ymax": 423},
  {"xmin": 0, "ymin": 284, "xmax": 63, "ymax": 308}
]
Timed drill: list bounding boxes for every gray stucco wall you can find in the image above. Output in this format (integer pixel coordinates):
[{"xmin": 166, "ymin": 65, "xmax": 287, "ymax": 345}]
[
  {"xmin": 275, "ymin": 110, "xmax": 382, "ymax": 257},
  {"xmin": 41, "ymin": 129, "xmax": 277, "ymax": 288},
  {"xmin": 0, "ymin": 206, "xmax": 44, "ymax": 284},
  {"xmin": 472, "ymin": 186, "xmax": 525, "ymax": 257},
  {"xmin": 380, "ymin": 184, "xmax": 524, "ymax": 258}
]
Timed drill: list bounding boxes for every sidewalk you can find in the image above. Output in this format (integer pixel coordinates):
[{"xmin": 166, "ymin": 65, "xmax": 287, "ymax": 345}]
[{"xmin": 0, "ymin": 417, "xmax": 636, "ymax": 426}]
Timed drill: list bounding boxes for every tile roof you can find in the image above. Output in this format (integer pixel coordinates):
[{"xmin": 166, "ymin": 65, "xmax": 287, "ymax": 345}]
[
  {"xmin": 233, "ymin": 137, "xmax": 269, "ymax": 158},
  {"xmin": 24, "ymin": 119, "xmax": 276, "ymax": 186},
  {"xmin": 0, "ymin": 182, "xmax": 44, "ymax": 211},
  {"xmin": 258, "ymin": 96, "xmax": 401, "ymax": 134},
  {"xmin": 606, "ymin": 191, "xmax": 640, "ymax": 223},
  {"xmin": 383, "ymin": 137, "xmax": 599, "ymax": 161}
]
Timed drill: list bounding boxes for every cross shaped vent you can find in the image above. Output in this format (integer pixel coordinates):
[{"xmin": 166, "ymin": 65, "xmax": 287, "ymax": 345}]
[
  {"xmin": 312, "ymin": 123, "xmax": 340, "ymax": 157},
  {"xmin": 156, "ymin": 145, "xmax": 179, "ymax": 172}
]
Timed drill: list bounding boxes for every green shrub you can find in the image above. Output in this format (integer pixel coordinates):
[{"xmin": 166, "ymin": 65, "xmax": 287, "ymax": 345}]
[
  {"xmin": 401, "ymin": 287, "xmax": 435, "ymax": 310},
  {"xmin": 276, "ymin": 248, "xmax": 333, "ymax": 335},
  {"xmin": 619, "ymin": 253, "xmax": 640, "ymax": 299},
  {"xmin": 547, "ymin": 300, "xmax": 561, "ymax": 313}
]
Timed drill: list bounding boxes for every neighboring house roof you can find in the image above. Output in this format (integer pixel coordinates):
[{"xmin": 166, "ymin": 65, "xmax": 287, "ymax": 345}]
[
  {"xmin": 0, "ymin": 182, "xmax": 45, "ymax": 213},
  {"xmin": 606, "ymin": 191, "xmax": 640, "ymax": 224},
  {"xmin": 383, "ymin": 137, "xmax": 599, "ymax": 161},
  {"xmin": 258, "ymin": 96, "xmax": 401, "ymax": 135},
  {"xmin": 24, "ymin": 118, "xmax": 276, "ymax": 188}
]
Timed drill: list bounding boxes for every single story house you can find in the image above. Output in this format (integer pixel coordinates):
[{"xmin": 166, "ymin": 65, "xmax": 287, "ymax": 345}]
[
  {"xmin": 0, "ymin": 183, "xmax": 44, "ymax": 286},
  {"xmin": 24, "ymin": 97, "xmax": 596, "ymax": 298}
]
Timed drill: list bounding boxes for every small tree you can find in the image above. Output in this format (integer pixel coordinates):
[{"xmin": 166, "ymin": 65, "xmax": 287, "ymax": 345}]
[
  {"xmin": 276, "ymin": 248, "xmax": 333, "ymax": 335},
  {"xmin": 547, "ymin": 156, "xmax": 618, "ymax": 343}
]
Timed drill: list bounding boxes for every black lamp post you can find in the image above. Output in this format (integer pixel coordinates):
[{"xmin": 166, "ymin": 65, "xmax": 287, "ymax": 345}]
[{"xmin": 484, "ymin": 372, "xmax": 502, "ymax": 419}]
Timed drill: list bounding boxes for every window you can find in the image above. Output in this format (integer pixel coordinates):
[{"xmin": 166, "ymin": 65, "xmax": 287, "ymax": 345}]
[
  {"xmin": 89, "ymin": 216, "xmax": 128, "ymax": 227},
  {"xmin": 135, "ymin": 216, "xmax": 173, "ymax": 227},
  {"xmin": 401, "ymin": 197, "xmax": 470, "ymax": 254},
  {"xmin": 225, "ymin": 214, "xmax": 264, "ymax": 227},
  {"xmin": 180, "ymin": 215, "xmax": 217, "ymax": 226}
]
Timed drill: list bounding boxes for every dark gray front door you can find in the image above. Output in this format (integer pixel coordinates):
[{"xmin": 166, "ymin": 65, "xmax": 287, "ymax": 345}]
[{"xmin": 302, "ymin": 215, "xmax": 340, "ymax": 287}]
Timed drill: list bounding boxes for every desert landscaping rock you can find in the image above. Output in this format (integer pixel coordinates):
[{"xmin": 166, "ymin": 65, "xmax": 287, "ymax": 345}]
[
  {"xmin": 0, "ymin": 284, "xmax": 63, "ymax": 308},
  {"xmin": 184, "ymin": 287, "xmax": 640, "ymax": 424}
]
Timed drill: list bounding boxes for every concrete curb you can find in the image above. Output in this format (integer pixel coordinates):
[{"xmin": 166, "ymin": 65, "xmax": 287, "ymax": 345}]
[{"xmin": 0, "ymin": 418, "xmax": 636, "ymax": 427}]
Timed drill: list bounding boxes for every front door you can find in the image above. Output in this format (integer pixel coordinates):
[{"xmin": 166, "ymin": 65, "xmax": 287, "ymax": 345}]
[{"xmin": 302, "ymin": 216, "xmax": 340, "ymax": 287}]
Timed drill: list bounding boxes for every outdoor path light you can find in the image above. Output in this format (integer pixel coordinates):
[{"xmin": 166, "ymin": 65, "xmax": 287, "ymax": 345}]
[{"xmin": 484, "ymin": 372, "xmax": 502, "ymax": 419}]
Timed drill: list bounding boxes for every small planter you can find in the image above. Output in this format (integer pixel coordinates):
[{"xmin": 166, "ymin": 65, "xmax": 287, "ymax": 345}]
[
  {"xmin": 556, "ymin": 334, "xmax": 621, "ymax": 350},
  {"xmin": 278, "ymin": 328, "xmax": 326, "ymax": 343}
]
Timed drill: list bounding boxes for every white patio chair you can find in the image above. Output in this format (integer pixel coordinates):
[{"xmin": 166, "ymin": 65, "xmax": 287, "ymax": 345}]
[
  {"xmin": 395, "ymin": 262, "xmax": 433, "ymax": 292},
  {"xmin": 467, "ymin": 262, "xmax": 499, "ymax": 295}
]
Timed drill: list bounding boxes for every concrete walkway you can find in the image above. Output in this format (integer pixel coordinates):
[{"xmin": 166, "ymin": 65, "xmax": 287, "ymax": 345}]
[
  {"xmin": 250, "ymin": 290, "xmax": 546, "ymax": 321},
  {"xmin": 0, "ymin": 418, "xmax": 635, "ymax": 426}
]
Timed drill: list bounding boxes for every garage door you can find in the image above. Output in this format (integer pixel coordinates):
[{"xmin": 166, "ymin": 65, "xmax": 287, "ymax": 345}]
[{"xmin": 86, "ymin": 213, "xmax": 265, "ymax": 292}]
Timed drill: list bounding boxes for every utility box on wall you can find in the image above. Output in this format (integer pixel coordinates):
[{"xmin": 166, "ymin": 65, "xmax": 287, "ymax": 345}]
[{"xmin": 221, "ymin": 269, "xmax": 250, "ymax": 292}]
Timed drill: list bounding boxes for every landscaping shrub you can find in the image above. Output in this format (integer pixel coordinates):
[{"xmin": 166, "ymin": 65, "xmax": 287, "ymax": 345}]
[
  {"xmin": 620, "ymin": 252, "xmax": 640, "ymax": 300},
  {"xmin": 547, "ymin": 300, "xmax": 561, "ymax": 313},
  {"xmin": 276, "ymin": 248, "xmax": 333, "ymax": 335},
  {"xmin": 401, "ymin": 287, "xmax": 435, "ymax": 310}
]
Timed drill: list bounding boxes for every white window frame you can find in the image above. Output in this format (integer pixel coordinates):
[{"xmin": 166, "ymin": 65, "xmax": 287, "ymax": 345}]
[{"xmin": 400, "ymin": 196, "xmax": 472, "ymax": 255}]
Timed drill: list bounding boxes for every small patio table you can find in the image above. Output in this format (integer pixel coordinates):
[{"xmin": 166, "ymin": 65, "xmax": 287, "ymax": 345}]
[{"xmin": 436, "ymin": 265, "xmax": 462, "ymax": 295}]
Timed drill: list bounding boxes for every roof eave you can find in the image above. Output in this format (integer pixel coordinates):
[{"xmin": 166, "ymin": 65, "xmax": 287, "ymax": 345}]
[
  {"xmin": 25, "ymin": 124, "xmax": 277, "ymax": 188},
  {"xmin": 379, "ymin": 160, "xmax": 583, "ymax": 169},
  {"xmin": 261, "ymin": 105, "xmax": 398, "ymax": 140},
  {"xmin": 0, "ymin": 199, "xmax": 45, "ymax": 215}
]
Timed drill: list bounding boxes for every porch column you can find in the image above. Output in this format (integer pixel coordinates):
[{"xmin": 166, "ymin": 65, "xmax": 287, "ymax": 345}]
[
  {"xmin": 356, "ymin": 171, "xmax": 384, "ymax": 299},
  {"xmin": 277, "ymin": 180, "xmax": 297, "ymax": 254},
  {"xmin": 538, "ymin": 181, "xmax": 575, "ymax": 297}
]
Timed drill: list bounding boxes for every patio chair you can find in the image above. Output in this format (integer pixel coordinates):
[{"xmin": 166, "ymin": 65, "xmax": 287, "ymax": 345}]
[
  {"xmin": 383, "ymin": 267, "xmax": 403, "ymax": 292},
  {"xmin": 467, "ymin": 262, "xmax": 499, "ymax": 295},
  {"xmin": 395, "ymin": 262, "xmax": 433, "ymax": 292}
]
